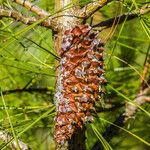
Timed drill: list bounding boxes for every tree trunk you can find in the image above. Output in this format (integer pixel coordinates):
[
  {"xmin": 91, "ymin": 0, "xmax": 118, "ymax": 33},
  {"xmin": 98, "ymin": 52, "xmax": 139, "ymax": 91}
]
[{"xmin": 54, "ymin": 0, "xmax": 86, "ymax": 149}]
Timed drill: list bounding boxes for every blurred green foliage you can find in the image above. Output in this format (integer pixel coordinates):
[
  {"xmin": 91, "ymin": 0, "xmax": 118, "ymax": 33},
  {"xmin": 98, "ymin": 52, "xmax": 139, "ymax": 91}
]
[{"xmin": 0, "ymin": 0, "xmax": 149, "ymax": 150}]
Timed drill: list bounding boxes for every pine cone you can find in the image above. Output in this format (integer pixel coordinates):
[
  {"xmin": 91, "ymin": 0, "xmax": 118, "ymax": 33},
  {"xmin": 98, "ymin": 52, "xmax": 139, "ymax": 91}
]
[{"xmin": 55, "ymin": 24, "xmax": 106, "ymax": 147}]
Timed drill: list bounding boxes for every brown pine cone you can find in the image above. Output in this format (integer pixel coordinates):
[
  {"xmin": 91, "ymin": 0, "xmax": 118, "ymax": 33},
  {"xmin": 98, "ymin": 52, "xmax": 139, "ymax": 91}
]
[{"xmin": 54, "ymin": 24, "xmax": 106, "ymax": 148}]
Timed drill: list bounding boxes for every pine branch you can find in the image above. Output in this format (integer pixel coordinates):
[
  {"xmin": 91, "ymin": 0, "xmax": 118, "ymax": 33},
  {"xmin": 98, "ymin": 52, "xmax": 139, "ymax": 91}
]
[
  {"xmin": 13, "ymin": 0, "xmax": 50, "ymax": 17},
  {"xmin": 92, "ymin": 3, "xmax": 150, "ymax": 29},
  {"xmin": 124, "ymin": 87, "xmax": 150, "ymax": 122},
  {"xmin": 0, "ymin": 8, "xmax": 54, "ymax": 28},
  {"xmin": 0, "ymin": 8, "xmax": 36, "ymax": 23},
  {"xmin": 0, "ymin": 130, "xmax": 29, "ymax": 150},
  {"xmin": 79, "ymin": 0, "xmax": 112, "ymax": 19},
  {"xmin": 2, "ymin": 87, "xmax": 53, "ymax": 95},
  {"xmin": 96, "ymin": 103, "xmax": 124, "ymax": 112},
  {"xmin": 91, "ymin": 86, "xmax": 150, "ymax": 150}
]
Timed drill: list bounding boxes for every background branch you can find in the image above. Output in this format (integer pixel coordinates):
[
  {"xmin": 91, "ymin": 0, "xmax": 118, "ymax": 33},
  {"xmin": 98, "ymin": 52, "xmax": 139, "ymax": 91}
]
[
  {"xmin": 92, "ymin": 3, "xmax": 150, "ymax": 29},
  {"xmin": 96, "ymin": 103, "xmax": 124, "ymax": 112},
  {"xmin": 2, "ymin": 87, "xmax": 53, "ymax": 95},
  {"xmin": 0, "ymin": 130, "xmax": 29, "ymax": 150},
  {"xmin": 124, "ymin": 87, "xmax": 150, "ymax": 122},
  {"xmin": 92, "ymin": 86, "xmax": 150, "ymax": 150},
  {"xmin": 141, "ymin": 54, "xmax": 150, "ymax": 90},
  {"xmin": 13, "ymin": 0, "xmax": 50, "ymax": 17}
]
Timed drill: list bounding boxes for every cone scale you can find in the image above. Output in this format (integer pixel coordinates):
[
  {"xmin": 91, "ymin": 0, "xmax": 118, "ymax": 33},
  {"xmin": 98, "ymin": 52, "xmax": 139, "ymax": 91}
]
[{"xmin": 55, "ymin": 24, "xmax": 106, "ymax": 147}]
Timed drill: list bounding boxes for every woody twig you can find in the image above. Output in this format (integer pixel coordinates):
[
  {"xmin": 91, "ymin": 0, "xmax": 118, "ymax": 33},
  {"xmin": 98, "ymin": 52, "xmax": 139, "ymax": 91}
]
[
  {"xmin": 79, "ymin": 0, "xmax": 112, "ymax": 19},
  {"xmin": 92, "ymin": 3, "xmax": 150, "ymax": 29},
  {"xmin": 141, "ymin": 54, "xmax": 150, "ymax": 90},
  {"xmin": 0, "ymin": 8, "xmax": 54, "ymax": 28},
  {"xmin": 13, "ymin": 0, "xmax": 50, "ymax": 17}
]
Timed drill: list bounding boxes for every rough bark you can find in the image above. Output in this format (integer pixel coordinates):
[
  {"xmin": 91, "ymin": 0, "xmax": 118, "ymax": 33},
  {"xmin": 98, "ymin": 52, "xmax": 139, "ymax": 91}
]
[{"xmin": 54, "ymin": 1, "xmax": 84, "ymax": 149}]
